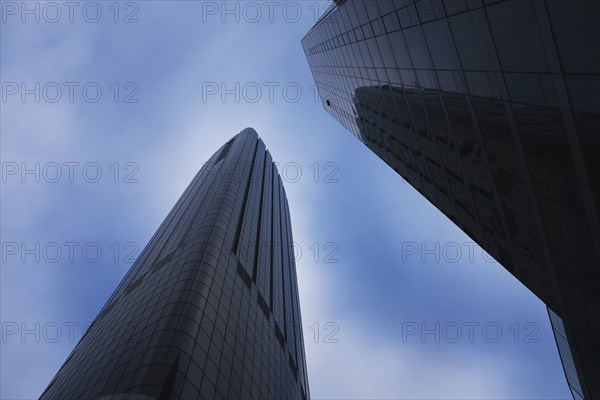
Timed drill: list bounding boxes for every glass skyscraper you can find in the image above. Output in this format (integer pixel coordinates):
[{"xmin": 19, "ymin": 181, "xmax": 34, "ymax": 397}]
[
  {"xmin": 302, "ymin": 1, "xmax": 599, "ymax": 398},
  {"xmin": 39, "ymin": 129, "xmax": 309, "ymax": 400}
]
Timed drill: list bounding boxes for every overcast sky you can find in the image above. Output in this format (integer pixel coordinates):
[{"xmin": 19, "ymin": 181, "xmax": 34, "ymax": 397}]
[{"xmin": 1, "ymin": 1, "xmax": 571, "ymax": 399}]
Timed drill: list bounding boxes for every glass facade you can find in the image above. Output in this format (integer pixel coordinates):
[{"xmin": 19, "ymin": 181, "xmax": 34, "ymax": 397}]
[
  {"xmin": 302, "ymin": 1, "xmax": 599, "ymax": 398},
  {"xmin": 549, "ymin": 307, "xmax": 584, "ymax": 400},
  {"xmin": 39, "ymin": 129, "xmax": 309, "ymax": 400}
]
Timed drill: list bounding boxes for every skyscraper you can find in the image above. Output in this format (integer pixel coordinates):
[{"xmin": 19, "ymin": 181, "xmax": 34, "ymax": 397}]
[
  {"xmin": 302, "ymin": 1, "xmax": 599, "ymax": 398},
  {"xmin": 40, "ymin": 129, "xmax": 309, "ymax": 400}
]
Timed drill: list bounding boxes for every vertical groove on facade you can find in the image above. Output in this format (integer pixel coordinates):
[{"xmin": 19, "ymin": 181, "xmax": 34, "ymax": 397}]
[
  {"xmin": 252, "ymin": 151, "xmax": 268, "ymax": 284},
  {"xmin": 232, "ymin": 139, "xmax": 260, "ymax": 255},
  {"xmin": 270, "ymin": 165, "xmax": 275, "ymax": 312},
  {"xmin": 280, "ymin": 175, "xmax": 289, "ymax": 340}
]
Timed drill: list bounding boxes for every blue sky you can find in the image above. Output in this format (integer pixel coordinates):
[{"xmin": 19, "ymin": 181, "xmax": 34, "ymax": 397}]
[{"xmin": 1, "ymin": 1, "xmax": 571, "ymax": 398}]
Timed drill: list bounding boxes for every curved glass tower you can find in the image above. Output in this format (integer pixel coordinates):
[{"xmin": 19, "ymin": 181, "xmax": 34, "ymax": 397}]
[
  {"xmin": 302, "ymin": 1, "xmax": 599, "ymax": 398},
  {"xmin": 40, "ymin": 128, "xmax": 309, "ymax": 400}
]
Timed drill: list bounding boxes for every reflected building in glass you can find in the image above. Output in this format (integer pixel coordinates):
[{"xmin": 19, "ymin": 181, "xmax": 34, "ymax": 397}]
[
  {"xmin": 302, "ymin": 1, "xmax": 599, "ymax": 398},
  {"xmin": 40, "ymin": 129, "xmax": 309, "ymax": 400}
]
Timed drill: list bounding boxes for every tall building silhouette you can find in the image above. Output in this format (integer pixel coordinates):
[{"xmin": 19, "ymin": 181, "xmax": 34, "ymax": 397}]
[
  {"xmin": 40, "ymin": 129, "xmax": 309, "ymax": 400},
  {"xmin": 302, "ymin": 1, "xmax": 599, "ymax": 398}
]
